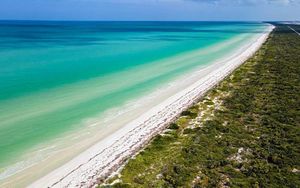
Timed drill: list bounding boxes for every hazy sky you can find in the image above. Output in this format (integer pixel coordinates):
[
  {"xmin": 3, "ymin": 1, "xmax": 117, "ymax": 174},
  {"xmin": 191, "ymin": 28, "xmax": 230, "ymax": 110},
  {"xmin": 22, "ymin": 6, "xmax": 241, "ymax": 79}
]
[{"xmin": 0, "ymin": 0, "xmax": 299, "ymax": 21}]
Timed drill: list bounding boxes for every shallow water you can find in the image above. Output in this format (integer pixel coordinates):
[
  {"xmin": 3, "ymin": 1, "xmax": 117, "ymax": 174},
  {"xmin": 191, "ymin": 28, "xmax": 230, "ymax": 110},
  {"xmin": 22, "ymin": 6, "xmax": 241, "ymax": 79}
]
[{"xmin": 0, "ymin": 21, "xmax": 268, "ymax": 178}]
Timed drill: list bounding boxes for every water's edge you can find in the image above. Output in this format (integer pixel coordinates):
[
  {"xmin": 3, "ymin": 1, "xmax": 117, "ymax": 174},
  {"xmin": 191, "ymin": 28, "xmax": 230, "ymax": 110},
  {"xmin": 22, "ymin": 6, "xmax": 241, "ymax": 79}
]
[{"xmin": 28, "ymin": 25, "xmax": 274, "ymax": 188}]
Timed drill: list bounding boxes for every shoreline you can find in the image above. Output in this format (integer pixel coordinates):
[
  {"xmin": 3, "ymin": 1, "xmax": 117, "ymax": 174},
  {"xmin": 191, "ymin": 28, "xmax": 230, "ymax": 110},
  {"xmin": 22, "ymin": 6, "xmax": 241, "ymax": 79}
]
[
  {"xmin": 0, "ymin": 31, "xmax": 254, "ymax": 187},
  {"xmin": 0, "ymin": 29, "xmax": 262, "ymax": 187},
  {"xmin": 28, "ymin": 25, "xmax": 274, "ymax": 188}
]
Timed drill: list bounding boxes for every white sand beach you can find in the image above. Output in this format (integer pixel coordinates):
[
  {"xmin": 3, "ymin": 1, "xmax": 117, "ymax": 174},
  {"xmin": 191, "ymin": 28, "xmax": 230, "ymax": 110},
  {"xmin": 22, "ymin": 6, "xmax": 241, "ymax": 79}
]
[{"xmin": 26, "ymin": 25, "xmax": 275, "ymax": 188}]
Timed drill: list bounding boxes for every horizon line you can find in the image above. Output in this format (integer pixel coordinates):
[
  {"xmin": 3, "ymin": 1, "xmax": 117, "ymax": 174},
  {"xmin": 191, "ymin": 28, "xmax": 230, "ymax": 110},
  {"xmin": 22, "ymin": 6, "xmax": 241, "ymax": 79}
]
[{"xmin": 0, "ymin": 19, "xmax": 296, "ymax": 22}]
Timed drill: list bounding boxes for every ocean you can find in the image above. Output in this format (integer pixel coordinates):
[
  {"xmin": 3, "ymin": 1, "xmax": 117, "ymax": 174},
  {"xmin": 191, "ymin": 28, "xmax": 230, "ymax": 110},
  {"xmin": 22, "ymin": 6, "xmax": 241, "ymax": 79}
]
[{"xmin": 0, "ymin": 21, "xmax": 268, "ymax": 182}]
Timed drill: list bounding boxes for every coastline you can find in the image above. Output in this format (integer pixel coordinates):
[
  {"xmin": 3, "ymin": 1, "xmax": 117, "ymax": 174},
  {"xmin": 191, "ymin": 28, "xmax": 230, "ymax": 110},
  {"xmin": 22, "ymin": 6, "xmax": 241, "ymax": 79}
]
[
  {"xmin": 28, "ymin": 24, "xmax": 275, "ymax": 188},
  {"xmin": 0, "ymin": 28, "xmax": 259, "ymax": 187}
]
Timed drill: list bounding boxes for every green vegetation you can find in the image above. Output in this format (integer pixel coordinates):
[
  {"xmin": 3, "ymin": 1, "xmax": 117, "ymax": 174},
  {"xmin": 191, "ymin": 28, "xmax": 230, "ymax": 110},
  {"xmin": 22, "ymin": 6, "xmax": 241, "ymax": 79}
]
[{"xmin": 100, "ymin": 24, "xmax": 300, "ymax": 188}]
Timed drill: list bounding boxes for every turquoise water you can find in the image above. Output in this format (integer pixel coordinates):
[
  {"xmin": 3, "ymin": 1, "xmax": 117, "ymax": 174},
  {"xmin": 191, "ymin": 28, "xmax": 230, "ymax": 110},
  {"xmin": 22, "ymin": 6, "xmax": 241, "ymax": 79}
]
[{"xmin": 0, "ymin": 21, "xmax": 268, "ymax": 174}]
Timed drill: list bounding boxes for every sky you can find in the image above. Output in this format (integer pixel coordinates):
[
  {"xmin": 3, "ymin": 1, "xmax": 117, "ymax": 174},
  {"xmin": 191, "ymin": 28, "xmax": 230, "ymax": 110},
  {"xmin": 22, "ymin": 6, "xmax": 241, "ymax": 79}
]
[{"xmin": 0, "ymin": 0, "xmax": 299, "ymax": 21}]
